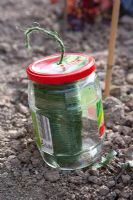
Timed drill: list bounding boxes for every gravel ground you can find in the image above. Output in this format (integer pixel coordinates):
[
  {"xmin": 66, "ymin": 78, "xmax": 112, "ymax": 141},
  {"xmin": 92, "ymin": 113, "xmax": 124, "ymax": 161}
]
[{"xmin": 0, "ymin": 0, "xmax": 133, "ymax": 200}]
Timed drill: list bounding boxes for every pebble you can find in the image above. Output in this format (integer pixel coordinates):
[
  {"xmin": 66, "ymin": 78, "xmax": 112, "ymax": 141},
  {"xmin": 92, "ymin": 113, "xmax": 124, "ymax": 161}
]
[
  {"xmin": 0, "ymin": 163, "xmax": 3, "ymax": 169},
  {"xmin": 10, "ymin": 157, "xmax": 21, "ymax": 167},
  {"xmin": 17, "ymin": 103, "xmax": 29, "ymax": 115},
  {"xmin": 107, "ymin": 180, "xmax": 116, "ymax": 188},
  {"xmin": 88, "ymin": 169, "xmax": 99, "ymax": 176},
  {"xmin": 99, "ymin": 185, "xmax": 109, "ymax": 196},
  {"xmin": 71, "ymin": 194, "xmax": 76, "ymax": 199},
  {"xmin": 107, "ymin": 191, "xmax": 117, "ymax": 200},
  {"xmin": 126, "ymin": 73, "xmax": 133, "ymax": 84},
  {"xmin": 114, "ymin": 136, "xmax": 125, "ymax": 147},
  {"xmin": 5, "ymin": 161, "xmax": 12, "ymax": 170},
  {"xmin": 110, "ymin": 85, "xmax": 121, "ymax": 97},
  {"xmin": 22, "ymin": 170, "xmax": 30, "ymax": 177},
  {"xmin": 36, "ymin": 179, "xmax": 45, "ymax": 186},
  {"xmin": 8, "ymin": 129, "xmax": 26, "ymax": 139},
  {"xmin": 104, "ymin": 97, "xmax": 123, "ymax": 109},
  {"xmin": 44, "ymin": 171, "xmax": 60, "ymax": 182},
  {"xmin": 11, "ymin": 140, "xmax": 22, "ymax": 152},
  {"xmin": 18, "ymin": 151, "xmax": 32, "ymax": 163},
  {"xmin": 119, "ymin": 126, "xmax": 132, "ymax": 136},
  {"xmin": 0, "ymin": 172, "xmax": 8, "ymax": 178},
  {"xmin": 114, "ymin": 189, "xmax": 121, "ymax": 195},
  {"xmin": 6, "ymin": 180, "xmax": 15, "ymax": 187},
  {"xmin": 68, "ymin": 176, "xmax": 83, "ymax": 184},
  {"xmin": 13, "ymin": 171, "xmax": 20, "ymax": 177},
  {"xmin": 121, "ymin": 190, "xmax": 130, "ymax": 199},
  {"xmin": 104, "ymin": 97, "xmax": 125, "ymax": 128},
  {"xmin": 124, "ymin": 135, "xmax": 132, "ymax": 145},
  {"xmin": 0, "ymin": 42, "xmax": 11, "ymax": 53},
  {"xmin": 124, "ymin": 112, "xmax": 133, "ymax": 127},
  {"xmin": 31, "ymin": 158, "xmax": 42, "ymax": 167},
  {"xmin": 121, "ymin": 175, "xmax": 131, "ymax": 184},
  {"xmin": 88, "ymin": 176, "xmax": 101, "ymax": 185},
  {"xmin": 121, "ymin": 16, "xmax": 133, "ymax": 25}
]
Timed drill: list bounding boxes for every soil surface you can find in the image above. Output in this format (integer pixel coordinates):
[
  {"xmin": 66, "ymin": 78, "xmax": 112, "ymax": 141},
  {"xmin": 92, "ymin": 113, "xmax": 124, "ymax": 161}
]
[{"xmin": 0, "ymin": 1, "xmax": 133, "ymax": 200}]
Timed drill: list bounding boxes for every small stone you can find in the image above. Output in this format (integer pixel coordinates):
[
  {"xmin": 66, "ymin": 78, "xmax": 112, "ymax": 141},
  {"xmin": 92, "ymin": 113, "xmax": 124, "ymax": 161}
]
[
  {"xmin": 37, "ymin": 179, "xmax": 45, "ymax": 186},
  {"xmin": 5, "ymin": 161, "xmax": 12, "ymax": 170},
  {"xmin": 121, "ymin": 190, "xmax": 130, "ymax": 198},
  {"xmin": 116, "ymin": 182, "xmax": 124, "ymax": 189},
  {"xmin": 83, "ymin": 194, "xmax": 91, "ymax": 200},
  {"xmin": 31, "ymin": 158, "xmax": 42, "ymax": 167},
  {"xmin": 80, "ymin": 186, "xmax": 89, "ymax": 193},
  {"xmin": 104, "ymin": 96, "xmax": 123, "ymax": 109},
  {"xmin": 97, "ymin": 72, "xmax": 105, "ymax": 81},
  {"xmin": 8, "ymin": 129, "xmax": 26, "ymax": 139},
  {"xmin": 10, "ymin": 157, "xmax": 21, "ymax": 168},
  {"xmin": 124, "ymin": 135, "xmax": 132, "ymax": 145},
  {"xmin": 44, "ymin": 171, "xmax": 60, "ymax": 182},
  {"xmin": 88, "ymin": 169, "xmax": 99, "ymax": 176},
  {"xmin": 121, "ymin": 174, "xmax": 131, "ymax": 184},
  {"xmin": 22, "ymin": 170, "xmax": 30, "ymax": 177},
  {"xmin": 114, "ymin": 136, "xmax": 125, "ymax": 147},
  {"xmin": 99, "ymin": 185, "xmax": 109, "ymax": 196},
  {"xmin": 126, "ymin": 73, "xmax": 133, "ymax": 84},
  {"xmin": 104, "ymin": 97, "xmax": 125, "ymax": 128},
  {"xmin": 124, "ymin": 112, "xmax": 133, "ymax": 127},
  {"xmin": 36, "ymin": 173, "xmax": 43, "ymax": 180},
  {"xmin": 13, "ymin": 171, "xmax": 20, "ymax": 177},
  {"xmin": 17, "ymin": 103, "xmax": 28, "ymax": 115},
  {"xmin": 18, "ymin": 151, "xmax": 32, "ymax": 163},
  {"xmin": 68, "ymin": 176, "xmax": 83, "ymax": 184},
  {"xmin": 121, "ymin": 16, "xmax": 133, "ymax": 25},
  {"xmin": 7, "ymin": 155, "xmax": 16, "ymax": 161},
  {"xmin": 71, "ymin": 194, "xmax": 76, "ymax": 199},
  {"xmin": 0, "ymin": 172, "xmax": 8, "ymax": 178},
  {"xmin": 110, "ymin": 85, "xmax": 121, "ymax": 97},
  {"xmin": 88, "ymin": 176, "xmax": 101, "ymax": 185},
  {"xmin": 119, "ymin": 126, "xmax": 132, "ymax": 136},
  {"xmin": 0, "ymin": 163, "xmax": 3, "ymax": 169},
  {"xmin": 114, "ymin": 189, "xmax": 121, "ymax": 195},
  {"xmin": 107, "ymin": 180, "xmax": 116, "ymax": 188},
  {"xmin": 124, "ymin": 106, "xmax": 130, "ymax": 112},
  {"xmin": 6, "ymin": 180, "xmax": 15, "ymax": 187},
  {"xmin": 112, "ymin": 125, "xmax": 120, "ymax": 132},
  {"xmin": 11, "ymin": 140, "xmax": 22, "ymax": 152},
  {"xmin": 107, "ymin": 191, "xmax": 117, "ymax": 200},
  {"xmin": 21, "ymin": 79, "xmax": 28, "ymax": 87},
  {"xmin": 0, "ymin": 42, "xmax": 11, "ymax": 53}
]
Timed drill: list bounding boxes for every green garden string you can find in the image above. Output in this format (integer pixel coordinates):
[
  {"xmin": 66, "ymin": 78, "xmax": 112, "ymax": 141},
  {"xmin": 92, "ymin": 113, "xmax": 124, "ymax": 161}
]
[{"xmin": 24, "ymin": 26, "xmax": 65, "ymax": 64}]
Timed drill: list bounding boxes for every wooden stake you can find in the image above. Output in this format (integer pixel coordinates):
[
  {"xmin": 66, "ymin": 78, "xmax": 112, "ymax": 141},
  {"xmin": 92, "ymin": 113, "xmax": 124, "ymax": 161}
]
[{"xmin": 104, "ymin": 0, "xmax": 120, "ymax": 98}]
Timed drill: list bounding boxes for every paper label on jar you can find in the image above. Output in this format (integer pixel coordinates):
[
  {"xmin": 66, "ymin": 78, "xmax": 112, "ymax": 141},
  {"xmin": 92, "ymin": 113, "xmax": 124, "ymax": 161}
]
[
  {"xmin": 96, "ymin": 99, "xmax": 105, "ymax": 137},
  {"xmin": 36, "ymin": 113, "xmax": 53, "ymax": 154}
]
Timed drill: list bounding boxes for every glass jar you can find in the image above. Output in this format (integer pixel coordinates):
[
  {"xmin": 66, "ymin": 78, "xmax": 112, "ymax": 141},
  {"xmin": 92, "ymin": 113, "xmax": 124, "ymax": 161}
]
[{"xmin": 27, "ymin": 53, "xmax": 105, "ymax": 170}]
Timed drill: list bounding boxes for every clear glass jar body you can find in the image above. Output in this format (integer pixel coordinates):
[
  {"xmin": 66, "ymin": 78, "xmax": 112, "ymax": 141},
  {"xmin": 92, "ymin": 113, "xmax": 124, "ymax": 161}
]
[{"xmin": 28, "ymin": 72, "xmax": 105, "ymax": 170}]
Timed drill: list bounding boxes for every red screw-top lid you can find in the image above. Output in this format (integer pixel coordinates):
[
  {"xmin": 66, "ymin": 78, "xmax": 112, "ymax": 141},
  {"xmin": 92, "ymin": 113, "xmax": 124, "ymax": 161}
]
[{"xmin": 26, "ymin": 53, "xmax": 96, "ymax": 85}]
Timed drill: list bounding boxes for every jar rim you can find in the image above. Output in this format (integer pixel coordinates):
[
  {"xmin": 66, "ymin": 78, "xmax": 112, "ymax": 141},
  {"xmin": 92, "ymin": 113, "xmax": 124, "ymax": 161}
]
[{"xmin": 26, "ymin": 53, "xmax": 96, "ymax": 85}]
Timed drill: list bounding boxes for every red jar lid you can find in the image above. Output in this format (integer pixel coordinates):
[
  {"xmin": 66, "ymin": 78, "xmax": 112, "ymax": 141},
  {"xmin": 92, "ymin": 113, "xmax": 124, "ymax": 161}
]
[{"xmin": 26, "ymin": 53, "xmax": 96, "ymax": 84}]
